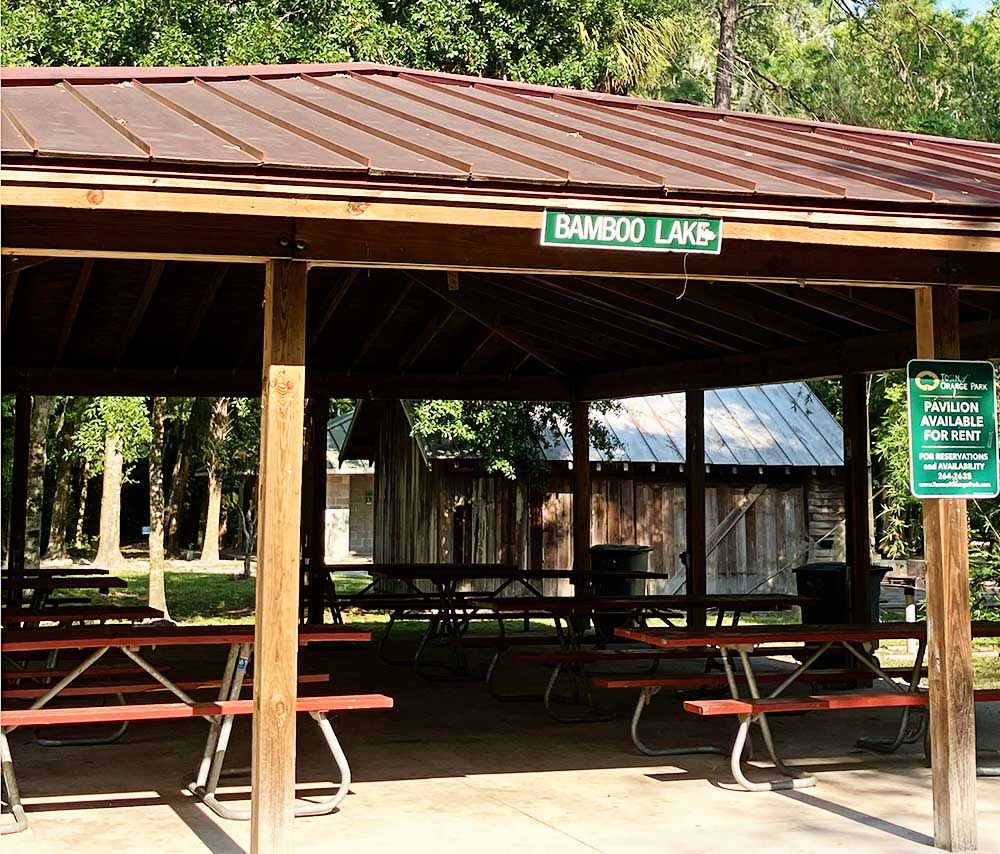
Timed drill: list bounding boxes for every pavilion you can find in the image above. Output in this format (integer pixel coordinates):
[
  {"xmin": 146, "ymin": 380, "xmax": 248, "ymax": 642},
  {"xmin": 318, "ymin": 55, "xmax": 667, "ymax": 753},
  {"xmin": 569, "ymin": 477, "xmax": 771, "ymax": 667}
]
[{"xmin": 2, "ymin": 62, "xmax": 998, "ymax": 853}]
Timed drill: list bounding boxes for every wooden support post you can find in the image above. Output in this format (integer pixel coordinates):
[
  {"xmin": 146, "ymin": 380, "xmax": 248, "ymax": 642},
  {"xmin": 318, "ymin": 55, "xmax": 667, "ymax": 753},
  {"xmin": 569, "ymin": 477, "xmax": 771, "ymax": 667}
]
[
  {"xmin": 7, "ymin": 391, "xmax": 31, "ymax": 608},
  {"xmin": 307, "ymin": 396, "xmax": 329, "ymax": 624},
  {"xmin": 842, "ymin": 373, "xmax": 872, "ymax": 624},
  {"xmin": 571, "ymin": 401, "xmax": 591, "ymax": 576},
  {"xmin": 685, "ymin": 390, "xmax": 707, "ymax": 628},
  {"xmin": 251, "ymin": 260, "xmax": 307, "ymax": 854},
  {"xmin": 916, "ymin": 286, "xmax": 977, "ymax": 853}
]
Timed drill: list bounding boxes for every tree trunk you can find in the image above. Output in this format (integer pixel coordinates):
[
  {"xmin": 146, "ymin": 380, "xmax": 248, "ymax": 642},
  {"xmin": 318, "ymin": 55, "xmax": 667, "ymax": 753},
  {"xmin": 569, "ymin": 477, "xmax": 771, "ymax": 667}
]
[
  {"xmin": 165, "ymin": 397, "xmax": 211, "ymax": 556},
  {"xmin": 24, "ymin": 395, "xmax": 54, "ymax": 568},
  {"xmin": 43, "ymin": 450, "xmax": 73, "ymax": 561},
  {"xmin": 74, "ymin": 460, "xmax": 91, "ymax": 548},
  {"xmin": 714, "ymin": 0, "xmax": 738, "ymax": 110},
  {"xmin": 94, "ymin": 434, "xmax": 125, "ymax": 568},
  {"xmin": 148, "ymin": 397, "xmax": 170, "ymax": 618},
  {"xmin": 200, "ymin": 398, "xmax": 231, "ymax": 564}
]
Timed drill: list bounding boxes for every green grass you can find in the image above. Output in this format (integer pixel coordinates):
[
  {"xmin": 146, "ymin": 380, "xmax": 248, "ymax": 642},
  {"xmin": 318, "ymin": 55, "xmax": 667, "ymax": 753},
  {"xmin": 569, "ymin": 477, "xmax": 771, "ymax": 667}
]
[{"xmin": 67, "ymin": 569, "xmax": 1000, "ymax": 686}]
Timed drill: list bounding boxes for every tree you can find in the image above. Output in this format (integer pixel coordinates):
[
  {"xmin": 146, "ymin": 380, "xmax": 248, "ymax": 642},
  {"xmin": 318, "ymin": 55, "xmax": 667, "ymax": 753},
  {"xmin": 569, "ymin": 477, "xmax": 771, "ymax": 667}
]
[
  {"xmin": 201, "ymin": 398, "xmax": 232, "ymax": 563},
  {"xmin": 714, "ymin": 0, "xmax": 738, "ymax": 109},
  {"xmin": 148, "ymin": 396, "xmax": 171, "ymax": 619},
  {"xmin": 165, "ymin": 397, "xmax": 211, "ymax": 556},
  {"xmin": 70, "ymin": 397, "xmax": 152, "ymax": 567},
  {"xmin": 24, "ymin": 395, "xmax": 54, "ymax": 568},
  {"xmin": 42, "ymin": 397, "xmax": 78, "ymax": 562},
  {"xmin": 221, "ymin": 399, "xmax": 262, "ymax": 577}
]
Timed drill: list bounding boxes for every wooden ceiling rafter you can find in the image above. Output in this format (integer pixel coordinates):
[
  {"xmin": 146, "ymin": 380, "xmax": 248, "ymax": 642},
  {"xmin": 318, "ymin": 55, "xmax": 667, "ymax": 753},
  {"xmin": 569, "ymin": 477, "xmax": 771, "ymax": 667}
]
[
  {"xmin": 2, "ymin": 256, "xmax": 51, "ymax": 275},
  {"xmin": 806, "ymin": 285, "xmax": 914, "ymax": 324},
  {"xmin": 2, "ymin": 270, "xmax": 18, "ymax": 337},
  {"xmin": 467, "ymin": 273, "xmax": 680, "ymax": 360},
  {"xmin": 407, "ymin": 272, "xmax": 569, "ymax": 375},
  {"xmin": 116, "ymin": 260, "xmax": 165, "ymax": 368},
  {"xmin": 568, "ymin": 274, "xmax": 789, "ymax": 350},
  {"xmin": 396, "ymin": 305, "xmax": 457, "ymax": 372},
  {"xmin": 52, "ymin": 258, "xmax": 95, "ymax": 367},
  {"xmin": 458, "ymin": 329, "xmax": 496, "ymax": 374},
  {"xmin": 350, "ymin": 279, "xmax": 413, "ymax": 370},
  {"xmin": 462, "ymin": 275, "xmax": 662, "ymax": 362},
  {"xmin": 308, "ymin": 268, "xmax": 359, "ymax": 351},
  {"xmin": 173, "ymin": 263, "xmax": 230, "ymax": 372},
  {"xmin": 748, "ymin": 283, "xmax": 904, "ymax": 332}
]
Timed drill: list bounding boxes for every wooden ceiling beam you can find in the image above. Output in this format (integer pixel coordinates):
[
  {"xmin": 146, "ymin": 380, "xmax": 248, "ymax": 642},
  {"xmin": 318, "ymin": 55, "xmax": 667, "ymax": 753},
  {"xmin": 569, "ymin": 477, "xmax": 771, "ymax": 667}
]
[
  {"xmin": 748, "ymin": 283, "xmax": 904, "ymax": 332},
  {"xmin": 116, "ymin": 260, "xmax": 165, "ymax": 368},
  {"xmin": 308, "ymin": 269, "xmax": 358, "ymax": 351},
  {"xmin": 174, "ymin": 263, "xmax": 229, "ymax": 371},
  {"xmin": 580, "ymin": 318, "xmax": 999, "ymax": 399},
  {"xmin": 459, "ymin": 329, "xmax": 496, "ymax": 374},
  {"xmin": 806, "ymin": 285, "xmax": 913, "ymax": 323},
  {"xmin": 52, "ymin": 259, "xmax": 94, "ymax": 366},
  {"xmin": 396, "ymin": 305, "xmax": 456, "ymax": 371},
  {"xmin": 472, "ymin": 274, "xmax": 685, "ymax": 358},
  {"xmin": 351, "ymin": 280, "xmax": 412, "ymax": 370},
  {"xmin": 3, "ymin": 366, "xmax": 573, "ymax": 401},
  {"xmin": 408, "ymin": 273, "xmax": 570, "ymax": 375}
]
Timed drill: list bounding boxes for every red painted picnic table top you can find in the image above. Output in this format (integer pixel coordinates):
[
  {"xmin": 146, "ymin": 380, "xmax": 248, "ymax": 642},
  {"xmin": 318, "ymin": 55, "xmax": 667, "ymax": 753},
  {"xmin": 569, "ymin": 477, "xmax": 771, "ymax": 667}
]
[
  {"xmin": 469, "ymin": 594, "xmax": 815, "ymax": 613},
  {"xmin": 1, "ymin": 623, "xmax": 372, "ymax": 652},
  {"xmin": 1, "ymin": 606, "xmax": 164, "ymax": 626},
  {"xmin": 615, "ymin": 621, "xmax": 1000, "ymax": 648},
  {"xmin": 13, "ymin": 576, "xmax": 127, "ymax": 590}
]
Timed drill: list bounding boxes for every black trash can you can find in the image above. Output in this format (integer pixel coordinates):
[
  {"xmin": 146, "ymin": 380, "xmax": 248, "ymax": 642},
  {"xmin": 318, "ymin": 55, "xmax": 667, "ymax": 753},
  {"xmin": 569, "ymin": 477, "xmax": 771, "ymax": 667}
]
[
  {"xmin": 589, "ymin": 544, "xmax": 652, "ymax": 636},
  {"xmin": 792, "ymin": 562, "xmax": 890, "ymax": 671}
]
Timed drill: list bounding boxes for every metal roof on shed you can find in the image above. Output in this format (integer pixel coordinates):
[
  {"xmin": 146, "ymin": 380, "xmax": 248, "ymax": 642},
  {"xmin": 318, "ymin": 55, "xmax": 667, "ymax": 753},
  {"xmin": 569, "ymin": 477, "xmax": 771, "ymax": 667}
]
[
  {"xmin": 3, "ymin": 63, "xmax": 999, "ymax": 207},
  {"xmin": 541, "ymin": 382, "xmax": 844, "ymax": 467}
]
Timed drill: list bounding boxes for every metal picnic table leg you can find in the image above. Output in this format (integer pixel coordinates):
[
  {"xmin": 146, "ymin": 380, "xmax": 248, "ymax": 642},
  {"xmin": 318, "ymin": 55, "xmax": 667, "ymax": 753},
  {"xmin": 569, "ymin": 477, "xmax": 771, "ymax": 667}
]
[
  {"xmin": 854, "ymin": 638, "xmax": 928, "ymax": 754},
  {"xmin": 0, "ymin": 732, "xmax": 27, "ymax": 835}
]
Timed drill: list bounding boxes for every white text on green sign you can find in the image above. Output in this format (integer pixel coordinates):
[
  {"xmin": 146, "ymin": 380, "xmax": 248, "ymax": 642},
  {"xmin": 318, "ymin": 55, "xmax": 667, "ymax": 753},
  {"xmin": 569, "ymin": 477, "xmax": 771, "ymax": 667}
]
[
  {"xmin": 541, "ymin": 210, "xmax": 723, "ymax": 254},
  {"xmin": 906, "ymin": 359, "xmax": 999, "ymax": 499}
]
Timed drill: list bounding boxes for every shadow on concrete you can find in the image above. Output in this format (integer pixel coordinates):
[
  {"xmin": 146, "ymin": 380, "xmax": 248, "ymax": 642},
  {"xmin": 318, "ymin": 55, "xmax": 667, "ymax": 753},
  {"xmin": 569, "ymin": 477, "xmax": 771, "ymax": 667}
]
[{"xmin": 780, "ymin": 789, "xmax": 935, "ymax": 847}]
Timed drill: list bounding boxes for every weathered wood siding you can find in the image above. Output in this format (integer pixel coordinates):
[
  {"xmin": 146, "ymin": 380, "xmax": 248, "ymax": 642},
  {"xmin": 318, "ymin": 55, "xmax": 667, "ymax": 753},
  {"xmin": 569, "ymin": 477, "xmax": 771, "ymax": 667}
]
[{"xmin": 373, "ymin": 410, "xmax": 841, "ymax": 595}]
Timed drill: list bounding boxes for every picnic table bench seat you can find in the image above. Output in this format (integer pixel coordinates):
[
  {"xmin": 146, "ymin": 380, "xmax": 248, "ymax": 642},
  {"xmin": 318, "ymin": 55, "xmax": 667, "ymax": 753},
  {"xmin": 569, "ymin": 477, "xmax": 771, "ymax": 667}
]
[
  {"xmin": 683, "ymin": 688, "xmax": 1000, "ymax": 716},
  {"xmin": 1, "ymin": 691, "xmax": 394, "ymax": 834},
  {"xmin": 1, "ymin": 606, "xmax": 164, "ymax": 626}
]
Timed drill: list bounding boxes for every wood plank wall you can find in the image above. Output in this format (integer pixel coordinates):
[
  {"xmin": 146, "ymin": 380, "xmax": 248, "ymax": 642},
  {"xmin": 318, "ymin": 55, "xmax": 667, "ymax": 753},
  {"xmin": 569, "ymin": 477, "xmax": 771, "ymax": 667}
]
[{"xmin": 372, "ymin": 404, "xmax": 843, "ymax": 596}]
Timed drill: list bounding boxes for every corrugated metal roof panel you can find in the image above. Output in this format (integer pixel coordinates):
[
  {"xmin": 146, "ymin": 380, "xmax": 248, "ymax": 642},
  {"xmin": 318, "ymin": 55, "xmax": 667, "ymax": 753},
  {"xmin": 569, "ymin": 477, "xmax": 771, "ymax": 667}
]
[{"xmin": 3, "ymin": 63, "xmax": 997, "ymax": 206}]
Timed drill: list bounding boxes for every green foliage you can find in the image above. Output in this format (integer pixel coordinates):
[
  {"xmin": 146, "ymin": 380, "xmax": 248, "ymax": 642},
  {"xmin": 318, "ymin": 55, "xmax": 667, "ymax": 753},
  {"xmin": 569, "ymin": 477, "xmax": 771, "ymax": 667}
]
[
  {"xmin": 409, "ymin": 400, "xmax": 621, "ymax": 483},
  {"xmin": 871, "ymin": 377, "xmax": 921, "ymax": 557},
  {"xmin": 220, "ymin": 398, "xmax": 262, "ymax": 488},
  {"xmin": 68, "ymin": 397, "xmax": 152, "ymax": 480}
]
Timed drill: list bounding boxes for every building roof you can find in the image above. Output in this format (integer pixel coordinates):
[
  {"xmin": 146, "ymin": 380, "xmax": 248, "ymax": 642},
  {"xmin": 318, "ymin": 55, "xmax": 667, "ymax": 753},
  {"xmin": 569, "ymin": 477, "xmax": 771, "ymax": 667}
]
[
  {"xmin": 341, "ymin": 381, "xmax": 844, "ymax": 470},
  {"xmin": 3, "ymin": 63, "xmax": 999, "ymax": 208},
  {"xmin": 327, "ymin": 408, "xmax": 373, "ymax": 473}
]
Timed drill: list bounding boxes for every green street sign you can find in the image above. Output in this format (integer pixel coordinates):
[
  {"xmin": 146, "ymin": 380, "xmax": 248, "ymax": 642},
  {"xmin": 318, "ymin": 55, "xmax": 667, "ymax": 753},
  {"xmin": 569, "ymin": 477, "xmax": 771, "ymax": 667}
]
[
  {"xmin": 906, "ymin": 359, "xmax": 999, "ymax": 499},
  {"xmin": 541, "ymin": 210, "xmax": 722, "ymax": 254}
]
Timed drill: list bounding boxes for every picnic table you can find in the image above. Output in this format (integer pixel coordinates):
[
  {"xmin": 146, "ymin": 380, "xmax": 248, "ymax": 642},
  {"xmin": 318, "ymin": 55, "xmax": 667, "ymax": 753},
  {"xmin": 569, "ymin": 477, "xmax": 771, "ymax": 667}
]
[
  {"xmin": 1, "ymin": 605, "xmax": 164, "ymax": 627},
  {"xmin": 615, "ymin": 621, "xmax": 1000, "ymax": 790},
  {"xmin": 0, "ymin": 623, "xmax": 389, "ymax": 832},
  {"xmin": 348, "ymin": 564, "xmax": 674, "ymax": 674},
  {"xmin": 6, "ymin": 574, "xmax": 127, "ymax": 611}
]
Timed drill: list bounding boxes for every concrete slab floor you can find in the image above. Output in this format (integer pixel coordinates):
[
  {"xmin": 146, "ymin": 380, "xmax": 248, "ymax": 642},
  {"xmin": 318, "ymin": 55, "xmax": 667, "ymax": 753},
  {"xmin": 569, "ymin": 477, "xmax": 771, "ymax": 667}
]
[{"xmin": 3, "ymin": 641, "xmax": 998, "ymax": 853}]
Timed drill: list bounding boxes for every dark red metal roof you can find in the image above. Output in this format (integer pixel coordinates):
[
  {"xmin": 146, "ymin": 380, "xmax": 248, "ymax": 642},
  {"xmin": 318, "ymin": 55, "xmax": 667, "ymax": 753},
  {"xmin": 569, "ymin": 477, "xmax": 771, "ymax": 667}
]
[{"xmin": 3, "ymin": 62, "xmax": 1000, "ymax": 206}]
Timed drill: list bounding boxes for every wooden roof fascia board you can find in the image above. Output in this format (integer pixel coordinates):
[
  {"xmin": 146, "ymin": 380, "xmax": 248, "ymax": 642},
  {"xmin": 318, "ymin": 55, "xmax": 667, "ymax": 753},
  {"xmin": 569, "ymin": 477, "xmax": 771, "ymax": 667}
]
[
  {"xmin": 52, "ymin": 258, "xmax": 95, "ymax": 366},
  {"xmin": 350, "ymin": 280, "xmax": 413, "ymax": 369},
  {"xmin": 464, "ymin": 83, "xmax": 759, "ymax": 193},
  {"xmin": 748, "ymin": 283, "xmax": 899, "ymax": 332},
  {"xmin": 521, "ymin": 274, "xmax": 742, "ymax": 354},
  {"xmin": 549, "ymin": 94, "xmax": 849, "ymax": 198},
  {"xmin": 704, "ymin": 113, "xmax": 1000, "ymax": 203},
  {"xmin": 406, "ymin": 272, "xmax": 568, "ymax": 374},
  {"xmin": 279, "ymin": 75, "xmax": 473, "ymax": 175},
  {"xmin": 369, "ymin": 73, "xmax": 666, "ymax": 188},
  {"xmin": 468, "ymin": 274, "xmax": 676, "ymax": 359},
  {"xmin": 308, "ymin": 269, "xmax": 360, "ymax": 351},
  {"xmin": 396, "ymin": 305, "xmax": 456, "ymax": 371},
  {"xmin": 60, "ymin": 81, "xmax": 153, "ymax": 156},
  {"xmin": 809, "ymin": 128, "xmax": 1000, "ymax": 188},
  {"xmin": 131, "ymin": 80, "xmax": 266, "ymax": 162},
  {"xmin": 174, "ymin": 263, "xmax": 229, "ymax": 370},
  {"xmin": 116, "ymin": 260, "xmax": 166, "ymax": 367},
  {"xmin": 568, "ymin": 274, "xmax": 792, "ymax": 350},
  {"xmin": 621, "ymin": 104, "xmax": 940, "ymax": 202},
  {"xmin": 194, "ymin": 78, "xmax": 371, "ymax": 168},
  {"xmin": 2, "ymin": 270, "xmax": 18, "ymax": 336},
  {"xmin": 335, "ymin": 73, "xmax": 571, "ymax": 180},
  {"xmin": 10, "ymin": 165, "xmax": 1000, "ymax": 231},
  {"xmin": 0, "ymin": 100, "xmax": 38, "ymax": 151}
]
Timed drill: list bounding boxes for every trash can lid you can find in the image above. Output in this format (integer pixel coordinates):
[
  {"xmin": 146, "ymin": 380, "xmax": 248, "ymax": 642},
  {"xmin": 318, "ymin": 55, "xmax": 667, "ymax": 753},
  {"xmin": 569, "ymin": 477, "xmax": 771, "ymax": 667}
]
[
  {"xmin": 589, "ymin": 544, "xmax": 653, "ymax": 555},
  {"xmin": 791, "ymin": 562, "xmax": 847, "ymax": 574}
]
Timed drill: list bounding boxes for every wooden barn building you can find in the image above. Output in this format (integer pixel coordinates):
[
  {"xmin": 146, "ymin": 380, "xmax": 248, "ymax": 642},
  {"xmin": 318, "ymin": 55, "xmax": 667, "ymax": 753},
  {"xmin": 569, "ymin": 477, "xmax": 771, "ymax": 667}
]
[{"xmin": 339, "ymin": 382, "xmax": 845, "ymax": 594}]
